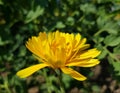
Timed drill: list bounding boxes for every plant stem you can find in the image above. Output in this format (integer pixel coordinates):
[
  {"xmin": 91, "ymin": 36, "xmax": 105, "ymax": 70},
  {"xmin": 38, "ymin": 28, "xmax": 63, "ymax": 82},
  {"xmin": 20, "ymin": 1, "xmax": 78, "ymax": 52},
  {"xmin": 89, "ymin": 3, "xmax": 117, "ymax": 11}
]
[
  {"xmin": 94, "ymin": 29, "xmax": 104, "ymax": 36},
  {"xmin": 103, "ymin": 46, "xmax": 120, "ymax": 62},
  {"xmin": 3, "ymin": 77, "xmax": 11, "ymax": 93},
  {"xmin": 55, "ymin": 69, "xmax": 65, "ymax": 93},
  {"xmin": 43, "ymin": 69, "xmax": 52, "ymax": 93}
]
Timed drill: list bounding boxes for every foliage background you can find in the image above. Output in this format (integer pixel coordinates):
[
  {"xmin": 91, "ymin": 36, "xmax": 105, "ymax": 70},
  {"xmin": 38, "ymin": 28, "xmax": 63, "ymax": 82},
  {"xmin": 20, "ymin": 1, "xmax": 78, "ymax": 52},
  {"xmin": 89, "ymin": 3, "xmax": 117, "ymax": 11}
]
[{"xmin": 0, "ymin": 0, "xmax": 120, "ymax": 93}]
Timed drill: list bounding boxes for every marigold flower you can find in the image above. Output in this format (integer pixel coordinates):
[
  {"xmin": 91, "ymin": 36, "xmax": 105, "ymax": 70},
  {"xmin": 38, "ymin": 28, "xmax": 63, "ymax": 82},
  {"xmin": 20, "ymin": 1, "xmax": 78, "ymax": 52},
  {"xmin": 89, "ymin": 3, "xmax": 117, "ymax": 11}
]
[{"xmin": 16, "ymin": 30, "xmax": 101, "ymax": 81}]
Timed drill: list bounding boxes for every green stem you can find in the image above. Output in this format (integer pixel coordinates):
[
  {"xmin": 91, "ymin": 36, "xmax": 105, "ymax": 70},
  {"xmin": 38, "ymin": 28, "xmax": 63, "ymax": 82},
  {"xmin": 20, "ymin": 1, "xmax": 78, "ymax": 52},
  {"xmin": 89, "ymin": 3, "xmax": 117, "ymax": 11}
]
[
  {"xmin": 103, "ymin": 46, "xmax": 119, "ymax": 62},
  {"xmin": 55, "ymin": 69, "xmax": 65, "ymax": 93},
  {"xmin": 3, "ymin": 77, "xmax": 11, "ymax": 93},
  {"xmin": 43, "ymin": 69, "xmax": 52, "ymax": 93},
  {"xmin": 94, "ymin": 29, "xmax": 104, "ymax": 36},
  {"xmin": 78, "ymin": 16, "xmax": 85, "ymax": 22}
]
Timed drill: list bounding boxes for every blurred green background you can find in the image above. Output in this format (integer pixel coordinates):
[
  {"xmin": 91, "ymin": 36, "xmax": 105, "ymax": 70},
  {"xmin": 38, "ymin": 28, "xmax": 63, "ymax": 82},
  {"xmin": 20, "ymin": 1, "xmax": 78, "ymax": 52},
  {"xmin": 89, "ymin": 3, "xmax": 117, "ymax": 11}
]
[{"xmin": 0, "ymin": 0, "xmax": 120, "ymax": 93}]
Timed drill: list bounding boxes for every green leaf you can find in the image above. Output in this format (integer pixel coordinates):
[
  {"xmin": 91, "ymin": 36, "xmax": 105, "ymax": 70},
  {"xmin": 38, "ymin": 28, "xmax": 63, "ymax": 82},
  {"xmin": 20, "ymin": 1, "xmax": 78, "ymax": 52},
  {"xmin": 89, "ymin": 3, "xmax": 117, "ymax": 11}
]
[
  {"xmin": 98, "ymin": 49, "xmax": 107, "ymax": 59},
  {"xmin": 80, "ymin": 3, "xmax": 96, "ymax": 14},
  {"xmin": 111, "ymin": 61, "xmax": 120, "ymax": 76},
  {"xmin": 25, "ymin": 6, "xmax": 44, "ymax": 23},
  {"xmin": 0, "ymin": 37, "xmax": 11, "ymax": 46},
  {"xmin": 108, "ymin": 57, "xmax": 120, "ymax": 76},
  {"xmin": 66, "ymin": 17, "xmax": 75, "ymax": 26},
  {"xmin": 103, "ymin": 22, "xmax": 119, "ymax": 35},
  {"xmin": 113, "ymin": 45, "xmax": 120, "ymax": 54},
  {"xmin": 56, "ymin": 21, "xmax": 66, "ymax": 29},
  {"xmin": 104, "ymin": 35, "xmax": 120, "ymax": 46},
  {"xmin": 0, "ymin": 0, "xmax": 3, "ymax": 5}
]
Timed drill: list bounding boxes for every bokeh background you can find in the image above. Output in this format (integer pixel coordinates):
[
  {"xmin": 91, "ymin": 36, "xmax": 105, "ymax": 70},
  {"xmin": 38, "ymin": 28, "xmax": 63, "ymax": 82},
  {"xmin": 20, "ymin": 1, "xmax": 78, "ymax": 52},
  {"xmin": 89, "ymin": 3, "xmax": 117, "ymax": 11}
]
[{"xmin": 0, "ymin": 0, "xmax": 120, "ymax": 93}]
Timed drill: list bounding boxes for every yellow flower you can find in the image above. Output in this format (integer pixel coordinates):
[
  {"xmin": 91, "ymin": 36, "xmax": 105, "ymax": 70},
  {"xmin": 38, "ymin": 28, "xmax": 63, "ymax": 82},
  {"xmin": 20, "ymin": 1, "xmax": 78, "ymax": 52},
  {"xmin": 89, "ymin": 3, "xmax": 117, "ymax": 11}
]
[{"xmin": 16, "ymin": 30, "xmax": 101, "ymax": 81}]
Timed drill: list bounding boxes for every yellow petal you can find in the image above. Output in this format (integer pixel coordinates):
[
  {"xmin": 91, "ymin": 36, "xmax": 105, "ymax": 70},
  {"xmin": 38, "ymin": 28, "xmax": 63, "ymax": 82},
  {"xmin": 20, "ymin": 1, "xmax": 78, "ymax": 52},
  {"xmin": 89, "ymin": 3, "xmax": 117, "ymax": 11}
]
[
  {"xmin": 55, "ymin": 30, "xmax": 60, "ymax": 39},
  {"xmin": 66, "ymin": 59, "xmax": 100, "ymax": 67},
  {"xmin": 66, "ymin": 58, "xmax": 90, "ymax": 66},
  {"xmin": 16, "ymin": 63, "xmax": 48, "ymax": 78},
  {"xmin": 26, "ymin": 37, "xmax": 44, "ymax": 58},
  {"xmin": 48, "ymin": 32, "xmax": 54, "ymax": 44},
  {"xmin": 74, "ymin": 33, "xmax": 81, "ymax": 47},
  {"xmin": 75, "ymin": 33, "xmax": 81, "ymax": 42},
  {"xmin": 68, "ymin": 44, "xmax": 90, "ymax": 62},
  {"xmin": 79, "ymin": 38, "xmax": 87, "ymax": 46},
  {"xmin": 76, "ymin": 44, "xmax": 90, "ymax": 52},
  {"xmin": 39, "ymin": 32, "xmax": 47, "ymax": 41},
  {"xmin": 80, "ymin": 48, "xmax": 101, "ymax": 58},
  {"xmin": 61, "ymin": 67, "xmax": 86, "ymax": 81}
]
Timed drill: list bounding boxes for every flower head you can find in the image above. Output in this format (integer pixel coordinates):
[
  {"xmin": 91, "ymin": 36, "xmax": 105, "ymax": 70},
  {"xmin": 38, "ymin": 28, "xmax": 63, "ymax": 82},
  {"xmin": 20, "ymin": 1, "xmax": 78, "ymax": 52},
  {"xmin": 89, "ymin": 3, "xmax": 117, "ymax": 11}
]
[{"xmin": 16, "ymin": 30, "xmax": 101, "ymax": 81}]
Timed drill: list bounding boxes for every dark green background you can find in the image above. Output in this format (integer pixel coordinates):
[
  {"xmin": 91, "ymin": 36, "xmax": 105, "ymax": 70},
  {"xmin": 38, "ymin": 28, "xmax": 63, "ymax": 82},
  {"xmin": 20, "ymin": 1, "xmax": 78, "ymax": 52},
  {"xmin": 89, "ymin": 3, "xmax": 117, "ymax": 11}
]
[{"xmin": 0, "ymin": 0, "xmax": 120, "ymax": 93}]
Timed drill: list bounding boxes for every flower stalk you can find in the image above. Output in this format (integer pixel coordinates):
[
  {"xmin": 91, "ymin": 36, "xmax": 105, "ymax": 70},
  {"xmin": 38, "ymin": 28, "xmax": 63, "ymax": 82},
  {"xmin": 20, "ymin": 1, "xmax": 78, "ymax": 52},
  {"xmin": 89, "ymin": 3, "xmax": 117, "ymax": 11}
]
[
  {"xmin": 55, "ymin": 69, "xmax": 65, "ymax": 93},
  {"xmin": 43, "ymin": 69, "xmax": 52, "ymax": 93}
]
